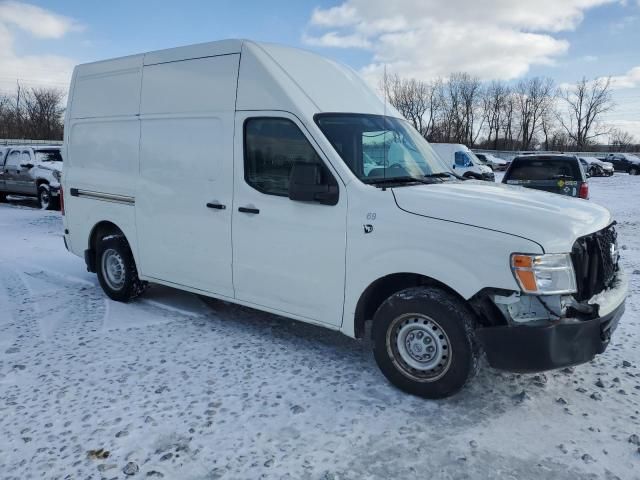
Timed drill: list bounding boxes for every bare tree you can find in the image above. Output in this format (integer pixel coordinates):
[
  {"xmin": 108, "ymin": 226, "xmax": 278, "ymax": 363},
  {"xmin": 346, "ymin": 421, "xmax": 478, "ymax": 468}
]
[
  {"xmin": 22, "ymin": 87, "xmax": 65, "ymax": 139},
  {"xmin": 482, "ymin": 80, "xmax": 510, "ymax": 150},
  {"xmin": 500, "ymin": 92, "xmax": 517, "ymax": 150},
  {"xmin": 609, "ymin": 128, "xmax": 636, "ymax": 152},
  {"xmin": 0, "ymin": 83, "xmax": 65, "ymax": 140},
  {"xmin": 558, "ymin": 77, "xmax": 614, "ymax": 151},
  {"xmin": 515, "ymin": 77, "xmax": 555, "ymax": 150},
  {"xmin": 381, "ymin": 72, "xmax": 439, "ymax": 137},
  {"xmin": 433, "ymin": 72, "xmax": 483, "ymax": 145},
  {"xmin": 379, "ymin": 71, "xmax": 624, "ymax": 153},
  {"xmin": 539, "ymin": 109, "xmax": 557, "ymax": 151}
]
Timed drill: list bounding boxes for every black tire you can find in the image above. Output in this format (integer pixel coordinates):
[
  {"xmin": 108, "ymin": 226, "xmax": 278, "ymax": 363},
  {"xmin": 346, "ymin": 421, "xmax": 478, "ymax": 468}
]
[
  {"xmin": 630, "ymin": 167, "xmax": 639, "ymax": 176},
  {"xmin": 38, "ymin": 184, "xmax": 56, "ymax": 210},
  {"xmin": 372, "ymin": 287, "xmax": 479, "ymax": 399},
  {"xmin": 96, "ymin": 235, "xmax": 147, "ymax": 302},
  {"xmin": 0, "ymin": 192, "xmax": 6, "ymax": 203}
]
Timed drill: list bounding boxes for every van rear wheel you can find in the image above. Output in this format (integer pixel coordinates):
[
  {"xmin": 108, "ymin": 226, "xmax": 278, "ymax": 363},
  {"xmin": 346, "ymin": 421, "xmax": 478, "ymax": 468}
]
[
  {"xmin": 96, "ymin": 235, "xmax": 147, "ymax": 302},
  {"xmin": 372, "ymin": 287, "xmax": 478, "ymax": 399}
]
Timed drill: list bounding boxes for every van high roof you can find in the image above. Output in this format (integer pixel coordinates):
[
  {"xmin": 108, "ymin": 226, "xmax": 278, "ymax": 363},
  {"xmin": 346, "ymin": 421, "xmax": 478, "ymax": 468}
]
[{"xmin": 70, "ymin": 39, "xmax": 399, "ymax": 120}]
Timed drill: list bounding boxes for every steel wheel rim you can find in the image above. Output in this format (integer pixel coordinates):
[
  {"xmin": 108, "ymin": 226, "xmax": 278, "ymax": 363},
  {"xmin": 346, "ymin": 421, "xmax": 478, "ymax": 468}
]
[
  {"xmin": 387, "ymin": 313, "xmax": 452, "ymax": 382},
  {"xmin": 39, "ymin": 190, "xmax": 50, "ymax": 209},
  {"xmin": 102, "ymin": 248, "xmax": 125, "ymax": 290}
]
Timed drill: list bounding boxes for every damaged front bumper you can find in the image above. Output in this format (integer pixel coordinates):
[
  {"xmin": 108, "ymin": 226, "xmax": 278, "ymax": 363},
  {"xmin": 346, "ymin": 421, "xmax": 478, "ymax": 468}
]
[{"xmin": 476, "ymin": 270, "xmax": 628, "ymax": 372}]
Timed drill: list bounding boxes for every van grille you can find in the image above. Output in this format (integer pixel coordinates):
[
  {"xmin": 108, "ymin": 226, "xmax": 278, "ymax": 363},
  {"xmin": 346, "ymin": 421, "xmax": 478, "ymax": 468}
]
[{"xmin": 571, "ymin": 224, "xmax": 618, "ymax": 301}]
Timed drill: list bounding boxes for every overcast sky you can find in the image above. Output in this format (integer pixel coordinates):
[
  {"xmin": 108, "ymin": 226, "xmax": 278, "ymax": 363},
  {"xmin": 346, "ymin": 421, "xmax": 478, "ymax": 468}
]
[{"xmin": 1, "ymin": 0, "xmax": 639, "ymax": 139}]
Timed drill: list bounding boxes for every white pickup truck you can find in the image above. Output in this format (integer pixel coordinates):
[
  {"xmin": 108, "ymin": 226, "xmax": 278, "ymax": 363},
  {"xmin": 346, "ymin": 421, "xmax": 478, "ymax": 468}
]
[{"xmin": 61, "ymin": 39, "xmax": 627, "ymax": 398}]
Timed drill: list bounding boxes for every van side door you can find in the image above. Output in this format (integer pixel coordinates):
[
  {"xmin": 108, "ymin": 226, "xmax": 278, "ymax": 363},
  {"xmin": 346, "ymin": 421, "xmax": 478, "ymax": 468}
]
[
  {"xmin": 232, "ymin": 112, "xmax": 347, "ymax": 327},
  {"xmin": 135, "ymin": 54, "xmax": 238, "ymax": 297}
]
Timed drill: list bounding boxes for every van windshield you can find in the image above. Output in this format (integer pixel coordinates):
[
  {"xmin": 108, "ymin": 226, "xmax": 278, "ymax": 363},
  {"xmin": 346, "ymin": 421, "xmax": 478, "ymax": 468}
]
[{"xmin": 315, "ymin": 114, "xmax": 452, "ymax": 185}]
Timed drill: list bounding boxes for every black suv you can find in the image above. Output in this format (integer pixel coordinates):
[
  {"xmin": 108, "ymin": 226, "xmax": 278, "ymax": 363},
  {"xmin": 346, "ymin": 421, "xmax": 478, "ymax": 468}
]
[{"xmin": 502, "ymin": 154, "xmax": 589, "ymax": 199}]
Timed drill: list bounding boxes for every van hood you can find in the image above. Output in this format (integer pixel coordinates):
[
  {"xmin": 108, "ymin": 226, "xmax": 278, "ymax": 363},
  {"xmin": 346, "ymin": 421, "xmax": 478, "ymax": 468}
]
[{"xmin": 392, "ymin": 180, "xmax": 613, "ymax": 252}]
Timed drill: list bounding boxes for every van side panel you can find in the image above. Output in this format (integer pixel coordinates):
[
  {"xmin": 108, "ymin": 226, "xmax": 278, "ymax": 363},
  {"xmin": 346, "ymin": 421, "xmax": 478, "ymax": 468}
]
[
  {"xmin": 135, "ymin": 55, "xmax": 239, "ymax": 296},
  {"xmin": 64, "ymin": 57, "xmax": 143, "ymax": 261},
  {"xmin": 70, "ymin": 56, "xmax": 143, "ymax": 119},
  {"xmin": 140, "ymin": 55, "xmax": 239, "ymax": 113}
]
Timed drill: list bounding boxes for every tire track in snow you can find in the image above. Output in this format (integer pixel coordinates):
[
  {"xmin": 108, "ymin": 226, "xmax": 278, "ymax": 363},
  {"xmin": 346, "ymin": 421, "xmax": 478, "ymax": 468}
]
[
  {"xmin": 20, "ymin": 268, "xmax": 106, "ymax": 341},
  {"xmin": 0, "ymin": 267, "xmax": 43, "ymax": 354}
]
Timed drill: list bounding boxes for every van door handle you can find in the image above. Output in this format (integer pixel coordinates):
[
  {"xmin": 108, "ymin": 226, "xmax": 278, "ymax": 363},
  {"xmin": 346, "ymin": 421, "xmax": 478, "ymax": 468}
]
[
  {"xmin": 238, "ymin": 206, "xmax": 260, "ymax": 214},
  {"xmin": 206, "ymin": 202, "xmax": 226, "ymax": 210}
]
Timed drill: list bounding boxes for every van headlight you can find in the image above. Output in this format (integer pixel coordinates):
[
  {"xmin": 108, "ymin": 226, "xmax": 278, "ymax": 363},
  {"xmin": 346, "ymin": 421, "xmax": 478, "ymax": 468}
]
[{"xmin": 510, "ymin": 253, "xmax": 577, "ymax": 295}]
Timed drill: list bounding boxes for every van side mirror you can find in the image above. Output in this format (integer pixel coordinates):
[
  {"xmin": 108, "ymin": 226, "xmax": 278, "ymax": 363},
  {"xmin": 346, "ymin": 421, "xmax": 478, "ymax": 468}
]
[{"xmin": 288, "ymin": 162, "xmax": 338, "ymax": 206}]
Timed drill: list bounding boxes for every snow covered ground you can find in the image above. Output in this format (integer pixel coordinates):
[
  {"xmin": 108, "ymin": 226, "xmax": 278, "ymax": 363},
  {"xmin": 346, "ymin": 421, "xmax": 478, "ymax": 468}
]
[{"xmin": 0, "ymin": 175, "xmax": 639, "ymax": 480}]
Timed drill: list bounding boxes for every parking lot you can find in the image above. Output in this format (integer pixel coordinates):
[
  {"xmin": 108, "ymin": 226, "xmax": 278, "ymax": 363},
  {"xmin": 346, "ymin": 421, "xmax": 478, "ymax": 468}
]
[{"xmin": 0, "ymin": 174, "xmax": 639, "ymax": 479}]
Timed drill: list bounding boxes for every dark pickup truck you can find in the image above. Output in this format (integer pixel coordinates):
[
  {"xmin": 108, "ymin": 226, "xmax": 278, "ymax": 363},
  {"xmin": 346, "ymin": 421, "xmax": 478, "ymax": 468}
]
[{"xmin": 0, "ymin": 145, "xmax": 63, "ymax": 209}]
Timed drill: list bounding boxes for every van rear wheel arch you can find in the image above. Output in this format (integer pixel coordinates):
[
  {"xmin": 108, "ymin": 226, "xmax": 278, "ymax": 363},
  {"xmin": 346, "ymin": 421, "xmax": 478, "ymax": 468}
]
[
  {"xmin": 88, "ymin": 221, "xmax": 147, "ymax": 301},
  {"xmin": 87, "ymin": 221, "xmax": 135, "ymax": 271}
]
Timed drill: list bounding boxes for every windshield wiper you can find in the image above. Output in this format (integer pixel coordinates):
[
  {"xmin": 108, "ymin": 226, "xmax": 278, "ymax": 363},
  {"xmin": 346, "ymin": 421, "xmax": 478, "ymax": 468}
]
[
  {"xmin": 366, "ymin": 176, "xmax": 430, "ymax": 187},
  {"xmin": 424, "ymin": 172, "xmax": 455, "ymax": 178},
  {"xmin": 424, "ymin": 171, "xmax": 464, "ymax": 180},
  {"xmin": 550, "ymin": 174, "xmax": 574, "ymax": 180}
]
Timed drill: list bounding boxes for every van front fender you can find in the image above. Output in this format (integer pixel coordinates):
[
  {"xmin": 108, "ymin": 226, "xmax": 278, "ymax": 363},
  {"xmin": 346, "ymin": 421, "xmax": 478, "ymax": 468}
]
[{"xmin": 342, "ymin": 235, "xmax": 541, "ymax": 338}]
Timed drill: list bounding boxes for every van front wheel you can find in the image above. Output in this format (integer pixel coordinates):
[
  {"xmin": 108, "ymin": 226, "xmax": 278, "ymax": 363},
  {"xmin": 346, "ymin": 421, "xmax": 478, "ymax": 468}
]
[
  {"xmin": 96, "ymin": 235, "xmax": 147, "ymax": 302},
  {"xmin": 372, "ymin": 287, "xmax": 478, "ymax": 399}
]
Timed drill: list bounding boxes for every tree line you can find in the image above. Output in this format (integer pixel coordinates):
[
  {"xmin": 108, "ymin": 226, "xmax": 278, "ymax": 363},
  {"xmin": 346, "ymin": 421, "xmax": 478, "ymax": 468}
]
[
  {"xmin": 382, "ymin": 73, "xmax": 638, "ymax": 152},
  {"xmin": 0, "ymin": 84, "xmax": 65, "ymax": 141}
]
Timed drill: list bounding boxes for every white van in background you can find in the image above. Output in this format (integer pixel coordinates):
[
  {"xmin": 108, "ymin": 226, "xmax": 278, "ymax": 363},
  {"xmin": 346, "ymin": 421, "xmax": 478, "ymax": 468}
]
[
  {"xmin": 431, "ymin": 143, "xmax": 495, "ymax": 181},
  {"xmin": 62, "ymin": 39, "xmax": 626, "ymax": 399}
]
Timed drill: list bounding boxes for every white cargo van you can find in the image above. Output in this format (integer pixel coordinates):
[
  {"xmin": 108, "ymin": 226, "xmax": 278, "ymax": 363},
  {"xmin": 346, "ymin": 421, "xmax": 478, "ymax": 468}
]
[
  {"xmin": 62, "ymin": 40, "xmax": 627, "ymax": 398},
  {"xmin": 431, "ymin": 143, "xmax": 495, "ymax": 181}
]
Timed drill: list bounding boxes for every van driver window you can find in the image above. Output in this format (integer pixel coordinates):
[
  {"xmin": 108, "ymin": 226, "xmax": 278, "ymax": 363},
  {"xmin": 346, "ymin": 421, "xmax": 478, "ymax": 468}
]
[
  {"xmin": 455, "ymin": 151, "xmax": 470, "ymax": 167},
  {"xmin": 244, "ymin": 118, "xmax": 328, "ymax": 196}
]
